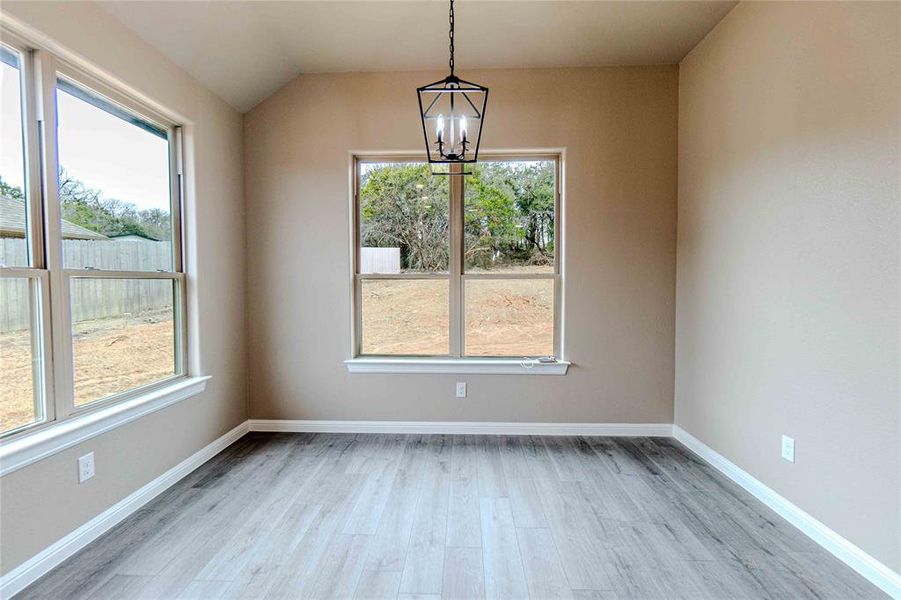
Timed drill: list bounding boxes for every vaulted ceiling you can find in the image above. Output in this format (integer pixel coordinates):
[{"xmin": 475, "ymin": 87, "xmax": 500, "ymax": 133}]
[{"xmin": 97, "ymin": 1, "xmax": 737, "ymax": 112}]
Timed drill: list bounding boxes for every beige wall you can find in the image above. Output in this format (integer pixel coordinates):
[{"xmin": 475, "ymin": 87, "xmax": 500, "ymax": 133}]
[
  {"xmin": 244, "ymin": 66, "xmax": 678, "ymax": 424},
  {"xmin": 0, "ymin": 2, "xmax": 247, "ymax": 574},
  {"xmin": 676, "ymin": 1, "xmax": 900, "ymax": 571}
]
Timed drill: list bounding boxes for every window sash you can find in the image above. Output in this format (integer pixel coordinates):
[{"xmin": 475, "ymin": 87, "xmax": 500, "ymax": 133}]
[
  {"xmin": 55, "ymin": 69, "xmax": 183, "ymax": 274},
  {"xmin": 1, "ymin": 36, "xmax": 43, "ymax": 270},
  {"xmin": 0, "ymin": 30, "xmax": 188, "ymax": 441},
  {"xmin": 0, "ymin": 269, "xmax": 185, "ymax": 433},
  {"xmin": 67, "ymin": 272, "xmax": 185, "ymax": 414},
  {"xmin": 352, "ymin": 154, "xmax": 562, "ymax": 359},
  {"xmin": 0, "ymin": 268, "xmax": 53, "ymax": 435}
]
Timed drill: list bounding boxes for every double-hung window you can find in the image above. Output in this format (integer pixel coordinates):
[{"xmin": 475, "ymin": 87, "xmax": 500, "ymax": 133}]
[
  {"xmin": 350, "ymin": 155, "xmax": 564, "ymax": 372},
  {"xmin": 1, "ymin": 34, "xmax": 186, "ymax": 439}
]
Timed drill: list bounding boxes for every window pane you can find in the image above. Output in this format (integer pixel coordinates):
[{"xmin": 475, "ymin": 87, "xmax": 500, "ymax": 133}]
[
  {"xmin": 359, "ymin": 162, "xmax": 448, "ymax": 273},
  {"xmin": 361, "ymin": 279, "xmax": 448, "ymax": 355},
  {"xmin": 1, "ymin": 46, "xmax": 30, "ymax": 268},
  {"xmin": 1, "ymin": 277, "xmax": 44, "ymax": 434},
  {"xmin": 464, "ymin": 278, "xmax": 554, "ymax": 356},
  {"xmin": 464, "ymin": 160, "xmax": 556, "ymax": 273},
  {"xmin": 56, "ymin": 79, "xmax": 173, "ymax": 271},
  {"xmin": 71, "ymin": 278, "xmax": 177, "ymax": 406}
]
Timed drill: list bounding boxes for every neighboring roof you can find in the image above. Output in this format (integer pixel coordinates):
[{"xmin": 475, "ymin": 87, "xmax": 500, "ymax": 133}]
[
  {"xmin": 108, "ymin": 233, "xmax": 160, "ymax": 241},
  {"xmin": 0, "ymin": 195, "xmax": 108, "ymax": 240}
]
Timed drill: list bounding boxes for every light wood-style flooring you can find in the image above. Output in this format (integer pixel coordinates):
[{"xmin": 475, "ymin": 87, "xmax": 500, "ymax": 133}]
[{"xmin": 19, "ymin": 433, "xmax": 885, "ymax": 599}]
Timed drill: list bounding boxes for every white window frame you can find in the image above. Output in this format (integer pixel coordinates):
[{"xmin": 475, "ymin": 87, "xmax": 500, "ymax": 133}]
[
  {"xmin": 0, "ymin": 27, "xmax": 202, "ymax": 450},
  {"xmin": 346, "ymin": 151, "xmax": 569, "ymax": 375}
]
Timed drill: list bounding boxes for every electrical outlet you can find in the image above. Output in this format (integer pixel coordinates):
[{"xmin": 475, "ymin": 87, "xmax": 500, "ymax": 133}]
[
  {"xmin": 78, "ymin": 452, "xmax": 95, "ymax": 483},
  {"xmin": 455, "ymin": 382, "xmax": 467, "ymax": 398},
  {"xmin": 781, "ymin": 435, "xmax": 795, "ymax": 463}
]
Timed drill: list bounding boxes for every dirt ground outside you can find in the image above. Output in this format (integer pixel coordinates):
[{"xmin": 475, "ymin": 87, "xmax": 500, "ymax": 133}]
[
  {"xmin": 1, "ymin": 310, "xmax": 174, "ymax": 434},
  {"xmin": 361, "ymin": 277, "xmax": 554, "ymax": 356}
]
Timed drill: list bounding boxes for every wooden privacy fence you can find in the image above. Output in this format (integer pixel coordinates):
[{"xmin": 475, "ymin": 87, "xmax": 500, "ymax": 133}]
[
  {"xmin": 1, "ymin": 238, "xmax": 173, "ymax": 332},
  {"xmin": 360, "ymin": 247, "xmax": 400, "ymax": 274}
]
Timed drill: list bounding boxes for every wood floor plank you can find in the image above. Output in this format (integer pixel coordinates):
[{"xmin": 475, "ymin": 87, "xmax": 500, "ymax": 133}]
[
  {"xmin": 195, "ymin": 435, "xmax": 334, "ymax": 581},
  {"xmin": 364, "ymin": 434, "xmax": 430, "ymax": 572},
  {"xmin": 781, "ymin": 550, "xmax": 884, "ymax": 599},
  {"xmin": 86, "ymin": 574, "xmax": 149, "ymax": 600},
  {"xmin": 446, "ymin": 435, "xmax": 482, "ymax": 548},
  {"xmin": 516, "ymin": 527, "xmax": 573, "ymax": 600},
  {"xmin": 175, "ymin": 579, "xmax": 233, "ymax": 599},
  {"xmin": 570, "ymin": 591, "xmax": 619, "ymax": 600},
  {"xmin": 582, "ymin": 436, "xmax": 648, "ymax": 477},
  {"xmin": 475, "ymin": 435, "xmax": 508, "ymax": 499},
  {"xmin": 523, "ymin": 444, "xmax": 617, "ymax": 591},
  {"xmin": 342, "ymin": 434, "xmax": 407, "ymax": 535},
  {"xmin": 542, "ymin": 436, "xmax": 588, "ymax": 482},
  {"xmin": 307, "ymin": 533, "xmax": 373, "ymax": 599},
  {"xmin": 441, "ymin": 547, "xmax": 485, "ymax": 600},
  {"xmin": 399, "ymin": 435, "xmax": 453, "ymax": 596},
  {"xmin": 116, "ymin": 435, "xmax": 300, "ymax": 577},
  {"xmin": 131, "ymin": 439, "xmax": 309, "ymax": 599},
  {"xmin": 17, "ymin": 433, "xmax": 887, "ymax": 600},
  {"xmin": 249, "ymin": 435, "xmax": 368, "ymax": 598},
  {"xmin": 568, "ymin": 437, "xmax": 643, "ymax": 523},
  {"xmin": 480, "ymin": 498, "xmax": 529, "ymax": 600},
  {"xmin": 498, "ymin": 436, "xmax": 547, "ymax": 529},
  {"xmin": 353, "ymin": 570, "xmax": 402, "ymax": 599},
  {"xmin": 266, "ymin": 480, "xmax": 368, "ymax": 595}
]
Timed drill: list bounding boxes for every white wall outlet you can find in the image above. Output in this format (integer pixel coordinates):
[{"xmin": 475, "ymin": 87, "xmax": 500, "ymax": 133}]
[
  {"xmin": 78, "ymin": 452, "xmax": 95, "ymax": 483},
  {"xmin": 455, "ymin": 382, "xmax": 467, "ymax": 398},
  {"xmin": 781, "ymin": 435, "xmax": 795, "ymax": 463}
]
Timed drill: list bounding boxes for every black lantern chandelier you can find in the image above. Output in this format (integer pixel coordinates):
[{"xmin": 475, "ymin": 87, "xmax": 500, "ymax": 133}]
[{"xmin": 417, "ymin": 0, "xmax": 488, "ymax": 175}]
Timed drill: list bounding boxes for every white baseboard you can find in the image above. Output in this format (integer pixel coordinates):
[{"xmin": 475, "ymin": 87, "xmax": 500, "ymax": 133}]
[
  {"xmin": 673, "ymin": 426, "xmax": 901, "ymax": 599},
  {"xmin": 248, "ymin": 419, "xmax": 674, "ymax": 437},
  {"xmin": 0, "ymin": 420, "xmax": 250, "ymax": 599}
]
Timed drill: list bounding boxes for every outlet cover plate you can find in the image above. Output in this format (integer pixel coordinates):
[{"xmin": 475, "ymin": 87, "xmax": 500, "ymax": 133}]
[
  {"xmin": 781, "ymin": 435, "xmax": 795, "ymax": 463},
  {"xmin": 455, "ymin": 382, "xmax": 467, "ymax": 398},
  {"xmin": 78, "ymin": 452, "xmax": 95, "ymax": 483}
]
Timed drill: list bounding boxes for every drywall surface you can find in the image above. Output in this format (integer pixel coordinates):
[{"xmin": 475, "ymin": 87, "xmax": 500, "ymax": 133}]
[
  {"xmin": 0, "ymin": 1, "xmax": 246, "ymax": 574},
  {"xmin": 244, "ymin": 66, "xmax": 678, "ymax": 424},
  {"xmin": 676, "ymin": 1, "xmax": 900, "ymax": 570}
]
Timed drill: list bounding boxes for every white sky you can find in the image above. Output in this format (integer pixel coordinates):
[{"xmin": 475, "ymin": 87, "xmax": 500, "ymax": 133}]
[
  {"xmin": 1, "ymin": 60, "xmax": 25, "ymax": 191},
  {"xmin": 1, "ymin": 58, "xmax": 170, "ymax": 213}
]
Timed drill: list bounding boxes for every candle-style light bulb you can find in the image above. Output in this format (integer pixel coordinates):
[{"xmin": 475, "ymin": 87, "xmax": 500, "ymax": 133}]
[
  {"xmin": 449, "ymin": 113, "xmax": 455, "ymax": 148},
  {"xmin": 460, "ymin": 115, "xmax": 468, "ymax": 142},
  {"xmin": 436, "ymin": 114, "xmax": 445, "ymax": 142}
]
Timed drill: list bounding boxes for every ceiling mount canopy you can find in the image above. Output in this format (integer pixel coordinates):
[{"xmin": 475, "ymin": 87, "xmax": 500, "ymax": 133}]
[{"xmin": 417, "ymin": 0, "xmax": 488, "ymax": 175}]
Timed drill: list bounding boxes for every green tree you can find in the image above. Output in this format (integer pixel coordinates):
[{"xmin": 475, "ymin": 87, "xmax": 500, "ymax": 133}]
[
  {"xmin": 463, "ymin": 165, "xmax": 518, "ymax": 269},
  {"xmin": 510, "ymin": 162, "xmax": 555, "ymax": 260},
  {"xmin": 57, "ymin": 168, "xmax": 171, "ymax": 240},
  {"xmin": 0, "ymin": 176, "xmax": 25, "ymax": 201},
  {"xmin": 359, "ymin": 161, "xmax": 555, "ymax": 272},
  {"xmin": 136, "ymin": 208, "xmax": 172, "ymax": 241},
  {"xmin": 463, "ymin": 161, "xmax": 555, "ymax": 268},
  {"xmin": 360, "ymin": 163, "xmax": 449, "ymax": 271},
  {"xmin": 1, "ymin": 170, "xmax": 171, "ymax": 240}
]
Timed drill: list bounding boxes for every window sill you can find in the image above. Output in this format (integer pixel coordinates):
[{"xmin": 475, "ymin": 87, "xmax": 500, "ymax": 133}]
[
  {"xmin": 344, "ymin": 358, "xmax": 570, "ymax": 375},
  {"xmin": 0, "ymin": 376, "xmax": 210, "ymax": 477}
]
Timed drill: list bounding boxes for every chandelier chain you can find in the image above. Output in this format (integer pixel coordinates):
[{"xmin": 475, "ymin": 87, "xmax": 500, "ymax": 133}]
[{"xmin": 448, "ymin": 0, "xmax": 455, "ymax": 76}]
